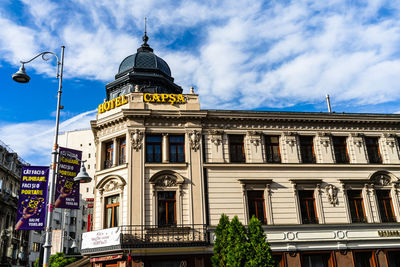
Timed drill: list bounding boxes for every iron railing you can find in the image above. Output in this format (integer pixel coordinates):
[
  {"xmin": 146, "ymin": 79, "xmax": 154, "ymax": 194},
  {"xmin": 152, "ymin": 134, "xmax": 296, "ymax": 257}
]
[{"xmin": 120, "ymin": 224, "xmax": 209, "ymax": 248}]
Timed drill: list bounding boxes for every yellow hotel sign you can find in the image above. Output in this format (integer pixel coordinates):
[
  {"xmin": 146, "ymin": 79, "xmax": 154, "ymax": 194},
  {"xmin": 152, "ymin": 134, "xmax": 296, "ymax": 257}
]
[
  {"xmin": 98, "ymin": 95, "xmax": 128, "ymax": 114},
  {"xmin": 143, "ymin": 93, "xmax": 186, "ymax": 105}
]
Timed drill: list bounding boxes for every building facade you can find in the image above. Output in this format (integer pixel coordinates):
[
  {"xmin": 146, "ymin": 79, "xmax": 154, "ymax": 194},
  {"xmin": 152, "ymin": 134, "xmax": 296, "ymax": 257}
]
[
  {"xmin": 0, "ymin": 140, "xmax": 29, "ymax": 266},
  {"xmin": 81, "ymin": 35, "xmax": 400, "ymax": 267}
]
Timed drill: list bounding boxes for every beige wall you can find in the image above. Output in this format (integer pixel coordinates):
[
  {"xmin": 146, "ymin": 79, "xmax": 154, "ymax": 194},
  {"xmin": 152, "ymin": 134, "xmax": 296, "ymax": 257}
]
[{"xmin": 91, "ymin": 91, "xmax": 400, "ymax": 253}]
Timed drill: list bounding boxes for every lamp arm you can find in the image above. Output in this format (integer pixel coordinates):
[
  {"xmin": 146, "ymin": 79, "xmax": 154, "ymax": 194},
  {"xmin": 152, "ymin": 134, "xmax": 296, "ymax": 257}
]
[{"xmin": 19, "ymin": 51, "xmax": 61, "ymax": 78}]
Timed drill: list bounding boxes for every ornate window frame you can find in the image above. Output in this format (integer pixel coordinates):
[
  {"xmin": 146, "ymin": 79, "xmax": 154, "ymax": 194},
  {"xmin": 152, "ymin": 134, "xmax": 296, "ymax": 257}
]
[
  {"xmin": 149, "ymin": 170, "xmax": 185, "ymax": 226},
  {"xmin": 96, "ymin": 175, "xmax": 126, "ymax": 229},
  {"xmin": 340, "ymin": 171, "xmax": 400, "ymax": 223},
  {"xmin": 238, "ymin": 179, "xmax": 273, "ymax": 225},
  {"xmin": 289, "ymin": 179, "xmax": 324, "ymax": 224}
]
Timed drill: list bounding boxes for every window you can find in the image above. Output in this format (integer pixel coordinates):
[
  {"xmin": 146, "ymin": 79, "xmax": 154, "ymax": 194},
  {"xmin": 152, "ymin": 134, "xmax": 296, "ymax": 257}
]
[
  {"xmin": 299, "ymin": 136, "xmax": 315, "ymax": 163},
  {"xmin": 104, "ymin": 141, "xmax": 114, "ymax": 169},
  {"xmin": 69, "ymin": 232, "xmax": 76, "ymax": 239},
  {"xmin": 105, "ymin": 195, "xmax": 119, "ymax": 228},
  {"xmin": 119, "ymin": 137, "xmax": 126, "ymax": 164},
  {"xmin": 229, "ymin": 135, "xmax": 245, "ymax": 163},
  {"xmin": 347, "ymin": 190, "xmax": 367, "ymax": 223},
  {"xmin": 70, "ymin": 217, "xmax": 76, "ymax": 225},
  {"xmin": 247, "ymin": 191, "xmax": 266, "ymax": 224},
  {"xmin": 88, "ymin": 153, "xmax": 91, "ymax": 158},
  {"xmin": 265, "ymin": 135, "xmax": 281, "ymax": 163},
  {"xmin": 146, "ymin": 135, "xmax": 162, "ymax": 162},
  {"xmin": 0, "ymin": 178, "xmax": 2, "ymax": 192},
  {"xmin": 169, "ymin": 135, "xmax": 185, "ymax": 163},
  {"xmin": 332, "ymin": 136, "xmax": 349, "ymax": 163},
  {"xmin": 32, "ymin": 242, "xmax": 41, "ymax": 252},
  {"xmin": 302, "ymin": 253, "xmax": 331, "ymax": 267},
  {"xmin": 365, "ymin": 137, "xmax": 382, "ymax": 163},
  {"xmin": 377, "ymin": 190, "xmax": 396, "ymax": 223},
  {"xmin": 299, "ymin": 190, "xmax": 318, "ymax": 224},
  {"xmin": 158, "ymin": 191, "xmax": 176, "ymax": 227},
  {"xmin": 354, "ymin": 251, "xmax": 375, "ymax": 267}
]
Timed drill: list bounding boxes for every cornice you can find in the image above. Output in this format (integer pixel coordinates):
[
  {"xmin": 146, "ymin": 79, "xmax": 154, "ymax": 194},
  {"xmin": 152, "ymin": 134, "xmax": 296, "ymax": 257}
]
[{"xmin": 203, "ymin": 163, "xmax": 400, "ymax": 170}]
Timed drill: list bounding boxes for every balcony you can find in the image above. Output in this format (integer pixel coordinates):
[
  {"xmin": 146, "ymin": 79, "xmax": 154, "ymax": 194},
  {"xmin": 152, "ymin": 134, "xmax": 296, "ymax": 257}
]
[
  {"xmin": 81, "ymin": 224, "xmax": 210, "ymax": 254},
  {"xmin": 121, "ymin": 224, "xmax": 209, "ymax": 248}
]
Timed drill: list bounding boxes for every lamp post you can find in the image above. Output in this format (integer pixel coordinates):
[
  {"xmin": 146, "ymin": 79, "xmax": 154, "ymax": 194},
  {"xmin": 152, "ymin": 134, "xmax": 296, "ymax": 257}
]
[
  {"xmin": 12, "ymin": 46, "xmax": 92, "ymax": 267},
  {"xmin": 13, "ymin": 45, "xmax": 64, "ymax": 267}
]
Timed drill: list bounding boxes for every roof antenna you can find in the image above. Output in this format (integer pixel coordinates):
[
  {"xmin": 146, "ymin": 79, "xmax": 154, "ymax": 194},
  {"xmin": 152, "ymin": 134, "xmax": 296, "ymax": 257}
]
[{"xmin": 326, "ymin": 94, "xmax": 332, "ymax": 113}]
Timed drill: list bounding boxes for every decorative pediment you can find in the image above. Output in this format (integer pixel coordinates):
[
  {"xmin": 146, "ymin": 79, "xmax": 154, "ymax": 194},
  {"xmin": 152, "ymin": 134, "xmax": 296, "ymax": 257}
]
[
  {"xmin": 370, "ymin": 172, "xmax": 392, "ymax": 186},
  {"xmin": 96, "ymin": 175, "xmax": 127, "ymax": 192},
  {"xmin": 103, "ymin": 179, "xmax": 123, "ymax": 192},
  {"xmin": 149, "ymin": 170, "xmax": 185, "ymax": 188}
]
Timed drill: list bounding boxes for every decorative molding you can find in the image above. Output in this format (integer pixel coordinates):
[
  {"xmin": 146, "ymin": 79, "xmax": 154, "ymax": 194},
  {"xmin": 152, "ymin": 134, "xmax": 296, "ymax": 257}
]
[
  {"xmin": 371, "ymin": 173, "xmax": 391, "ymax": 186},
  {"xmin": 188, "ymin": 130, "xmax": 201, "ymax": 151},
  {"xmin": 209, "ymin": 130, "xmax": 223, "ymax": 146},
  {"xmin": 325, "ymin": 184, "xmax": 338, "ymax": 206},
  {"xmin": 130, "ymin": 129, "xmax": 143, "ymax": 151},
  {"xmin": 155, "ymin": 175, "xmax": 177, "ymax": 187},
  {"xmin": 103, "ymin": 179, "xmax": 124, "ymax": 192},
  {"xmin": 247, "ymin": 131, "xmax": 262, "ymax": 147},
  {"xmin": 320, "ymin": 139, "xmax": 330, "ymax": 147}
]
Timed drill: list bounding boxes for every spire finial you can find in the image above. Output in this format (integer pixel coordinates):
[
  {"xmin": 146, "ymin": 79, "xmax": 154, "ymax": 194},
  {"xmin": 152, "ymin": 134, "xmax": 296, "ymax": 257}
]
[
  {"xmin": 143, "ymin": 17, "xmax": 149, "ymax": 44},
  {"xmin": 138, "ymin": 17, "xmax": 153, "ymax": 52}
]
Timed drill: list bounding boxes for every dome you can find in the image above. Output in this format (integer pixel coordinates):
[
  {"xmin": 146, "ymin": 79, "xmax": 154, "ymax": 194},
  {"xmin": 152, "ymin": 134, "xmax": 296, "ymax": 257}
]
[
  {"xmin": 118, "ymin": 51, "xmax": 171, "ymax": 77},
  {"xmin": 117, "ymin": 33, "xmax": 171, "ymax": 77}
]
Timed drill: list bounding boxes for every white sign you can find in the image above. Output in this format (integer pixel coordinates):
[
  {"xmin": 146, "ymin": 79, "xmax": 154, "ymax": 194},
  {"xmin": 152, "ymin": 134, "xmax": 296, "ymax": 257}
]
[{"xmin": 81, "ymin": 227, "xmax": 120, "ymax": 249}]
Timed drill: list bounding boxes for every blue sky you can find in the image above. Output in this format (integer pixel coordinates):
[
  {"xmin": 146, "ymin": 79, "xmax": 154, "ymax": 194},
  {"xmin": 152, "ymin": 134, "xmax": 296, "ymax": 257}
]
[{"xmin": 1, "ymin": 0, "xmax": 400, "ymax": 165}]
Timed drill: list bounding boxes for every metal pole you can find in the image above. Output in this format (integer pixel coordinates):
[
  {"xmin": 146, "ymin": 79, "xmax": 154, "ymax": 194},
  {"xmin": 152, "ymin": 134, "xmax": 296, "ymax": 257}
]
[
  {"xmin": 326, "ymin": 94, "xmax": 332, "ymax": 113},
  {"xmin": 43, "ymin": 45, "xmax": 65, "ymax": 267}
]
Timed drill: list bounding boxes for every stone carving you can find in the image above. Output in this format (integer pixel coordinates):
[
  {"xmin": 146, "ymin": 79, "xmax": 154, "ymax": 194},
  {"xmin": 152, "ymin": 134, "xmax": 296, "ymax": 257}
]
[
  {"xmin": 209, "ymin": 130, "xmax": 223, "ymax": 146},
  {"xmin": 155, "ymin": 175, "xmax": 177, "ymax": 187},
  {"xmin": 247, "ymin": 131, "xmax": 261, "ymax": 147},
  {"xmin": 372, "ymin": 174, "xmax": 391, "ymax": 186},
  {"xmin": 325, "ymin": 184, "xmax": 338, "ymax": 206},
  {"xmin": 320, "ymin": 139, "xmax": 330, "ymax": 147},
  {"xmin": 130, "ymin": 129, "xmax": 143, "ymax": 151},
  {"xmin": 283, "ymin": 132, "xmax": 297, "ymax": 147},
  {"xmin": 103, "ymin": 179, "xmax": 124, "ymax": 192},
  {"xmin": 189, "ymin": 130, "xmax": 201, "ymax": 151}
]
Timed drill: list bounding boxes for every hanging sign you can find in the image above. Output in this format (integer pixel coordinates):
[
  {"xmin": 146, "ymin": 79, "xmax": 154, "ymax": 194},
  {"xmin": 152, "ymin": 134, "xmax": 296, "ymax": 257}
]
[
  {"xmin": 15, "ymin": 166, "xmax": 49, "ymax": 230},
  {"xmin": 54, "ymin": 147, "xmax": 82, "ymax": 209}
]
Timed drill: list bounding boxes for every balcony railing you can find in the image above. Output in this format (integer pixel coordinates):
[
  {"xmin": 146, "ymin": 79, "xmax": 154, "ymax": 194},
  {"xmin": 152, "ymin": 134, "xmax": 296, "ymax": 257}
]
[{"xmin": 120, "ymin": 224, "xmax": 209, "ymax": 248}]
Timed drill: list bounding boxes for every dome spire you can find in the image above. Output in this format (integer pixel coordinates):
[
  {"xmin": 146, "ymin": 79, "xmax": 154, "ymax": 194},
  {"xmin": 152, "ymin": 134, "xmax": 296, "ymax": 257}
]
[{"xmin": 138, "ymin": 17, "xmax": 153, "ymax": 52}]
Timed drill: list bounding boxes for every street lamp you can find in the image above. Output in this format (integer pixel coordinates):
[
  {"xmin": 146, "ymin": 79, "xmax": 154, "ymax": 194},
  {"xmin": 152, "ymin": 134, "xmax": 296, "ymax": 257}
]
[{"xmin": 12, "ymin": 46, "xmax": 90, "ymax": 267}]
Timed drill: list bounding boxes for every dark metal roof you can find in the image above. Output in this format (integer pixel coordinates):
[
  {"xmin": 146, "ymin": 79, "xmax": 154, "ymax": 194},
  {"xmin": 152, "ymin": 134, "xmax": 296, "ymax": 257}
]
[{"xmin": 118, "ymin": 52, "xmax": 171, "ymax": 77}]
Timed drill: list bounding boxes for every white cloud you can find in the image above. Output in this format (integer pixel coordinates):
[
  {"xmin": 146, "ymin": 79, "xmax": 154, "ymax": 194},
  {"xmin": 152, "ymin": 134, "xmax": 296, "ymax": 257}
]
[
  {"xmin": 1, "ymin": 0, "xmax": 400, "ymax": 112},
  {"xmin": 0, "ymin": 110, "xmax": 97, "ymax": 165}
]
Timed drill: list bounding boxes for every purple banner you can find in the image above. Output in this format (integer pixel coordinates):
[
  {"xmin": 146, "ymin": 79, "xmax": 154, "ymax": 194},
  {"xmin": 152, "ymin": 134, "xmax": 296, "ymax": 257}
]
[
  {"xmin": 55, "ymin": 147, "xmax": 82, "ymax": 209},
  {"xmin": 15, "ymin": 166, "xmax": 49, "ymax": 230}
]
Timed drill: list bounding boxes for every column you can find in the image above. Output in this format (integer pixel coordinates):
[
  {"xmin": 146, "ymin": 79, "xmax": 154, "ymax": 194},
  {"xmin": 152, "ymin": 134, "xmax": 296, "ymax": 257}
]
[
  {"xmin": 162, "ymin": 134, "xmax": 169, "ymax": 163},
  {"xmin": 315, "ymin": 184, "xmax": 325, "ymax": 224},
  {"xmin": 112, "ymin": 138, "xmax": 118, "ymax": 167},
  {"xmin": 265, "ymin": 184, "xmax": 273, "ymax": 225}
]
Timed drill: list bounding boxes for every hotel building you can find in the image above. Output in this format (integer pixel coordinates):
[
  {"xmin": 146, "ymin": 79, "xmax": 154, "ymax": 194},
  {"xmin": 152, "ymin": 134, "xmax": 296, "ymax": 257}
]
[{"xmin": 81, "ymin": 34, "xmax": 400, "ymax": 267}]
